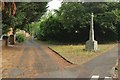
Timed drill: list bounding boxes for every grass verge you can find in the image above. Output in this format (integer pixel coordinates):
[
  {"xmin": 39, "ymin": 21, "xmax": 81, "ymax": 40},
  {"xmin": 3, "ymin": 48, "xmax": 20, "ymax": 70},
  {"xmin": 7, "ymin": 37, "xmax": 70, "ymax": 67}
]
[{"xmin": 49, "ymin": 43, "xmax": 117, "ymax": 65}]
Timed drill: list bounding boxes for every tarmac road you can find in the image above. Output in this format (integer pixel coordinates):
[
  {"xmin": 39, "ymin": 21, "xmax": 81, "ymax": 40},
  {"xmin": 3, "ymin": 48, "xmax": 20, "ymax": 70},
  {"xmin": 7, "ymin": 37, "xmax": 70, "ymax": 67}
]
[{"xmin": 2, "ymin": 38, "xmax": 118, "ymax": 79}]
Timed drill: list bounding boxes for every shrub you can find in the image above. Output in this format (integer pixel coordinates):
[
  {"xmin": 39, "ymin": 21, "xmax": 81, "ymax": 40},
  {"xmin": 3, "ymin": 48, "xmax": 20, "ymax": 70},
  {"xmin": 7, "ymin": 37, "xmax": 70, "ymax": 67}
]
[{"xmin": 16, "ymin": 33, "xmax": 26, "ymax": 43}]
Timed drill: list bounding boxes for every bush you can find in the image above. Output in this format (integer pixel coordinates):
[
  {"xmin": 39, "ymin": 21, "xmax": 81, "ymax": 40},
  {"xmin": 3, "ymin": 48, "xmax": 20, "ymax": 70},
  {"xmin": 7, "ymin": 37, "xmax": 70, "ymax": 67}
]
[{"xmin": 16, "ymin": 33, "xmax": 26, "ymax": 43}]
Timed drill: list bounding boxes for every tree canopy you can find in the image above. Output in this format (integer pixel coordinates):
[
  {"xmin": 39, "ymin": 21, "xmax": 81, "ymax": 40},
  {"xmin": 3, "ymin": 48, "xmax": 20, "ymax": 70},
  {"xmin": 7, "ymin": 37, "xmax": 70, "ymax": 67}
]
[
  {"xmin": 36, "ymin": 2, "xmax": 120, "ymax": 43},
  {"xmin": 2, "ymin": 2, "xmax": 47, "ymax": 34}
]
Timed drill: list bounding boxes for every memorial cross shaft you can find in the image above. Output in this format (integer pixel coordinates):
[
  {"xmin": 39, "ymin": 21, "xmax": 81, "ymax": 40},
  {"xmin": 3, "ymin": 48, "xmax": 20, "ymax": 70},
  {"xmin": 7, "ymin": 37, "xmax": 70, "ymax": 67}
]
[{"xmin": 85, "ymin": 13, "xmax": 98, "ymax": 51}]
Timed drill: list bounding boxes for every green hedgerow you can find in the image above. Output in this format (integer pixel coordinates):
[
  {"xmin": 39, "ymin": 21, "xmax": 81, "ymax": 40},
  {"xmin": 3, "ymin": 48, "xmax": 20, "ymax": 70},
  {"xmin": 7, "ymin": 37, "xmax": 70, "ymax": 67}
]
[{"xmin": 16, "ymin": 33, "xmax": 26, "ymax": 43}]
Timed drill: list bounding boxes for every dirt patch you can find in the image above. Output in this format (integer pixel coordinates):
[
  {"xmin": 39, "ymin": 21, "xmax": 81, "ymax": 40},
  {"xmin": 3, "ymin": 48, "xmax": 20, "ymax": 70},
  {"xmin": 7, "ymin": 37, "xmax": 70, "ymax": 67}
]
[
  {"xmin": 2, "ymin": 44, "xmax": 24, "ymax": 78},
  {"xmin": 2, "ymin": 39, "xmax": 75, "ymax": 78},
  {"xmin": 34, "ymin": 40, "xmax": 75, "ymax": 69}
]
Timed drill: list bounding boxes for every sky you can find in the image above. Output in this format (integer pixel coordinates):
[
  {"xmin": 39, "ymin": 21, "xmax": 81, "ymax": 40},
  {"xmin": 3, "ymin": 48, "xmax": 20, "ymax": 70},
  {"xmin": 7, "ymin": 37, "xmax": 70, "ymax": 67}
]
[{"xmin": 47, "ymin": 0, "xmax": 62, "ymax": 11}]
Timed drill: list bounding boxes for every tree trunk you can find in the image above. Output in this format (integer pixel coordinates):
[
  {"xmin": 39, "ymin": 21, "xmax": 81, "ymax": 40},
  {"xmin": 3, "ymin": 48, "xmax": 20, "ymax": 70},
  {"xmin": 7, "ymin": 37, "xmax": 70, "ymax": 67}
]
[
  {"xmin": 10, "ymin": 28, "xmax": 16, "ymax": 45},
  {"xmin": 5, "ymin": 37, "xmax": 9, "ymax": 46},
  {"xmin": 3, "ymin": 36, "xmax": 9, "ymax": 46}
]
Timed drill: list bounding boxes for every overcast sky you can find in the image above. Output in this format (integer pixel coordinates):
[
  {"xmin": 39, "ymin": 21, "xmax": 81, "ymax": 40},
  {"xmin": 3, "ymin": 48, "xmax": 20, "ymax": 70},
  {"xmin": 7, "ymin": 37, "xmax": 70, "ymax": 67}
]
[{"xmin": 47, "ymin": 0, "xmax": 62, "ymax": 10}]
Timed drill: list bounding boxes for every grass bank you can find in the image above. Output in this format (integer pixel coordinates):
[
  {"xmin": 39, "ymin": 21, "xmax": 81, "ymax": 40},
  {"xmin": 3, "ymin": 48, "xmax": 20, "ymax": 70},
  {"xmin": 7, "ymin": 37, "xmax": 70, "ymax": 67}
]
[{"xmin": 49, "ymin": 43, "xmax": 117, "ymax": 65}]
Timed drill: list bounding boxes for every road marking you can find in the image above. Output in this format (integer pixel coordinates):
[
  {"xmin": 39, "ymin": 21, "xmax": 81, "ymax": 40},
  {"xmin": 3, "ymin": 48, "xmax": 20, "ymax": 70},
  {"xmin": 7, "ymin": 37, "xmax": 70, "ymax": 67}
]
[
  {"xmin": 90, "ymin": 75, "xmax": 99, "ymax": 80},
  {"xmin": 104, "ymin": 77, "xmax": 112, "ymax": 80},
  {"xmin": 91, "ymin": 75, "xmax": 113, "ymax": 80},
  {"xmin": 105, "ymin": 77, "xmax": 112, "ymax": 78}
]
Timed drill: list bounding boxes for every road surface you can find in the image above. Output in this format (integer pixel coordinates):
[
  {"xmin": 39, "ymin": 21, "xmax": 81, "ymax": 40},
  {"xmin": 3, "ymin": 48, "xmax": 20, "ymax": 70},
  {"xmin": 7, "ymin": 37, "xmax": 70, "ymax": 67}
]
[{"xmin": 2, "ymin": 38, "xmax": 118, "ymax": 79}]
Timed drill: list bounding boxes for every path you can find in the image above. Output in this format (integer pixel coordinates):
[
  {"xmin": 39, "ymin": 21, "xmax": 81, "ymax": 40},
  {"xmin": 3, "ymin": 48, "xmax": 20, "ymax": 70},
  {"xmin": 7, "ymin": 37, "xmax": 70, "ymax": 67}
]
[
  {"xmin": 37, "ymin": 45, "xmax": 118, "ymax": 78},
  {"xmin": 2, "ymin": 38, "xmax": 72, "ymax": 78},
  {"xmin": 76, "ymin": 45, "xmax": 118, "ymax": 78},
  {"xmin": 2, "ymin": 38, "xmax": 118, "ymax": 79}
]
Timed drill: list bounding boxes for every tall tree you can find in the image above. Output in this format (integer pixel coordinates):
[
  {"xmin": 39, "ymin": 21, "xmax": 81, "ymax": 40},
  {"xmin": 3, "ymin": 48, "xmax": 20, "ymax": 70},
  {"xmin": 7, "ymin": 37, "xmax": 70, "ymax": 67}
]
[
  {"xmin": 1, "ymin": 1, "xmax": 16, "ymax": 46},
  {"xmin": 2, "ymin": 2, "xmax": 47, "ymax": 44}
]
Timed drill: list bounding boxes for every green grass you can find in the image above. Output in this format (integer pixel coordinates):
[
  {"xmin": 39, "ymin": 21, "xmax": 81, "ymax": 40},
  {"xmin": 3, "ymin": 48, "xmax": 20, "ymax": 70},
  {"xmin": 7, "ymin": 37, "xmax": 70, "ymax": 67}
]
[{"xmin": 49, "ymin": 43, "xmax": 117, "ymax": 65}]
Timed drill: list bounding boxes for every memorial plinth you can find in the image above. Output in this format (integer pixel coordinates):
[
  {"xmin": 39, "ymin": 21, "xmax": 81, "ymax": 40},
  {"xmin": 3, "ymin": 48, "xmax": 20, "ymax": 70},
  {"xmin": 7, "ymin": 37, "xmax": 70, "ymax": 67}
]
[
  {"xmin": 86, "ymin": 40, "xmax": 98, "ymax": 51},
  {"xmin": 85, "ymin": 13, "xmax": 98, "ymax": 51}
]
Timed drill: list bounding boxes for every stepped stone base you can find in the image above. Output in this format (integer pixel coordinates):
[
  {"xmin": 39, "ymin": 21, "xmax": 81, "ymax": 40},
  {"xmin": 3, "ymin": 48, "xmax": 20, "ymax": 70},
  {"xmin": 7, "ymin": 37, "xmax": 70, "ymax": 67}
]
[{"xmin": 85, "ymin": 40, "xmax": 98, "ymax": 51}]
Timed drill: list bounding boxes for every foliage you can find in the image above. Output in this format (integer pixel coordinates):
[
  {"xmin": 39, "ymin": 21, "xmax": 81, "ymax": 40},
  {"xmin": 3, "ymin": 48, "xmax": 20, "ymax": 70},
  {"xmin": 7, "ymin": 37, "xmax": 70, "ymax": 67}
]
[
  {"xmin": 2, "ymin": 2, "xmax": 47, "ymax": 34},
  {"xmin": 36, "ymin": 2, "xmax": 120, "ymax": 43},
  {"xmin": 16, "ymin": 33, "xmax": 26, "ymax": 43},
  {"xmin": 37, "ymin": 15, "xmax": 66, "ymax": 41},
  {"xmin": 25, "ymin": 22, "xmax": 40, "ymax": 36},
  {"xmin": 17, "ymin": 2, "xmax": 47, "ymax": 28}
]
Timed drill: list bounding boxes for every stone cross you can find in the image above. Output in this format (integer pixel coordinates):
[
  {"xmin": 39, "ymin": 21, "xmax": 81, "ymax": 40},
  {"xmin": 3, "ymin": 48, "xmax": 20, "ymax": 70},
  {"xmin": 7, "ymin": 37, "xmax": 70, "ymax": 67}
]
[
  {"xmin": 85, "ymin": 13, "xmax": 98, "ymax": 51},
  {"xmin": 89, "ymin": 13, "xmax": 94, "ymax": 41}
]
